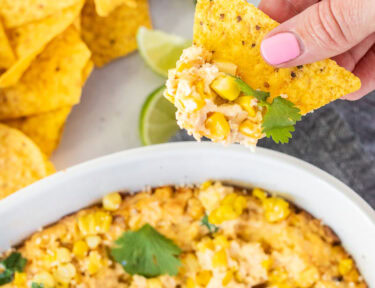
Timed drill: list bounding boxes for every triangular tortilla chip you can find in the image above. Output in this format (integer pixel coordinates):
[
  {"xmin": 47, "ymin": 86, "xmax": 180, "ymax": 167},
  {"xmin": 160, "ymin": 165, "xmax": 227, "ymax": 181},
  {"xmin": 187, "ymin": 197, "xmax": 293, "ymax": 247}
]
[
  {"xmin": 81, "ymin": 0, "xmax": 152, "ymax": 67},
  {"xmin": 0, "ymin": 26, "xmax": 91, "ymax": 119},
  {"xmin": 93, "ymin": 0, "xmax": 137, "ymax": 17},
  {"xmin": 3, "ymin": 107, "xmax": 72, "ymax": 156},
  {"xmin": 0, "ymin": 0, "xmax": 80, "ymax": 28},
  {"xmin": 0, "ymin": 123, "xmax": 54, "ymax": 200},
  {"xmin": 82, "ymin": 60, "xmax": 94, "ymax": 85},
  {"xmin": 194, "ymin": 0, "xmax": 361, "ymax": 115},
  {"xmin": 0, "ymin": 19, "xmax": 15, "ymax": 69},
  {"xmin": 0, "ymin": 1, "xmax": 84, "ymax": 88}
]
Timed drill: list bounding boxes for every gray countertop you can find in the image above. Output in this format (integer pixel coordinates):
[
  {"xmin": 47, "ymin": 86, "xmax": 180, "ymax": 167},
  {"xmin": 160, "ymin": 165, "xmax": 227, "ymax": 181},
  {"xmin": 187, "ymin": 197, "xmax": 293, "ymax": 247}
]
[{"xmin": 174, "ymin": 91, "xmax": 375, "ymax": 209}]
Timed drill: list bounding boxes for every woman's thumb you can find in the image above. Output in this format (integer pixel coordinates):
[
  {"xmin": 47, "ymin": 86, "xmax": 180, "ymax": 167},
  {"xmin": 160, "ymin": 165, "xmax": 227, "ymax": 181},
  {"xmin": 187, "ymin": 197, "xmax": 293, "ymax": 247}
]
[{"xmin": 260, "ymin": 0, "xmax": 375, "ymax": 67}]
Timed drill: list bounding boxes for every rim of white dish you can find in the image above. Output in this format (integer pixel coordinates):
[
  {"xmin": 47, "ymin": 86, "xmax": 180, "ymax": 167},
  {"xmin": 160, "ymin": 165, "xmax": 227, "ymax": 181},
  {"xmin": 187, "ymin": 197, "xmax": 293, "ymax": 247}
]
[{"xmin": 1, "ymin": 142, "xmax": 374, "ymax": 227}]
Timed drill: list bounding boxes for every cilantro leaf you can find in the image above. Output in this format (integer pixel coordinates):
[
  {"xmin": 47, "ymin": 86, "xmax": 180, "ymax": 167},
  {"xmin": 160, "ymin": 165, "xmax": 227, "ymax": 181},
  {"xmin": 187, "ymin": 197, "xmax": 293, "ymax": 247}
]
[
  {"xmin": 2, "ymin": 252, "xmax": 27, "ymax": 272},
  {"xmin": 110, "ymin": 224, "xmax": 181, "ymax": 278},
  {"xmin": 31, "ymin": 283, "xmax": 44, "ymax": 288},
  {"xmin": 234, "ymin": 77, "xmax": 270, "ymax": 102},
  {"xmin": 0, "ymin": 269, "xmax": 13, "ymax": 285},
  {"xmin": 233, "ymin": 76, "xmax": 301, "ymax": 144},
  {"xmin": 201, "ymin": 214, "xmax": 219, "ymax": 233},
  {"xmin": 0, "ymin": 252, "xmax": 27, "ymax": 285},
  {"xmin": 262, "ymin": 97, "xmax": 301, "ymax": 143}
]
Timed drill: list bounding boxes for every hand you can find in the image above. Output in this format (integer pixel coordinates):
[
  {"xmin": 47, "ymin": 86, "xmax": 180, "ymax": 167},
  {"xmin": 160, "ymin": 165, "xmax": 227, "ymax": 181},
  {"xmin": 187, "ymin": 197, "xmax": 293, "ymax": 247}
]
[{"xmin": 259, "ymin": 0, "xmax": 375, "ymax": 100}]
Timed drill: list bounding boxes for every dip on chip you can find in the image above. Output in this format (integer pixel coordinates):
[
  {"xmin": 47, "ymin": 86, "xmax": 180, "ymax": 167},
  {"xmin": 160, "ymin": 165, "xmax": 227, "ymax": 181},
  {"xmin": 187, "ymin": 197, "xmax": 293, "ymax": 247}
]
[
  {"xmin": 165, "ymin": 0, "xmax": 361, "ymax": 146},
  {"xmin": 3, "ymin": 107, "xmax": 72, "ymax": 156},
  {"xmin": 0, "ymin": 26, "xmax": 91, "ymax": 119},
  {"xmin": 81, "ymin": 0, "xmax": 152, "ymax": 67},
  {"xmin": 0, "ymin": 20, "xmax": 15, "ymax": 69},
  {"xmin": 0, "ymin": 0, "xmax": 84, "ymax": 88},
  {"xmin": 0, "ymin": 124, "xmax": 54, "ymax": 200}
]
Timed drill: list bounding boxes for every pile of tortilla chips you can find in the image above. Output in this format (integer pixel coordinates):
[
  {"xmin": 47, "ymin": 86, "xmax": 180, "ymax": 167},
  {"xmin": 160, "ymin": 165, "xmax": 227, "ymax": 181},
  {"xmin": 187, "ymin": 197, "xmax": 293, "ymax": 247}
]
[{"xmin": 0, "ymin": 0, "xmax": 152, "ymax": 199}]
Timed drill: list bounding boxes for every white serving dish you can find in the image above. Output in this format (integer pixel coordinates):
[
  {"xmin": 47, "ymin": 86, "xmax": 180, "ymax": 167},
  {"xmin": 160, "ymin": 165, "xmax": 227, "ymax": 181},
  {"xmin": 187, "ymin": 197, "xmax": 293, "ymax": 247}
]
[{"xmin": 1, "ymin": 142, "xmax": 375, "ymax": 284}]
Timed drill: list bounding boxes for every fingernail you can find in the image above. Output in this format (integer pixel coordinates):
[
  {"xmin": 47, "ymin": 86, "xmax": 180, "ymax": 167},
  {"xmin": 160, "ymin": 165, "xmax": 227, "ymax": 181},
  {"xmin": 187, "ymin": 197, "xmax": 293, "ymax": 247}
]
[{"xmin": 261, "ymin": 32, "xmax": 301, "ymax": 65}]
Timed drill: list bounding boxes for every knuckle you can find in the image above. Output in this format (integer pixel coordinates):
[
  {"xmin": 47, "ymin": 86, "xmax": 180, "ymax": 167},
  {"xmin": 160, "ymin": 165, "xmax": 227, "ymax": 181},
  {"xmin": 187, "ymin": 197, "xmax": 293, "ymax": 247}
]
[{"xmin": 303, "ymin": 0, "xmax": 350, "ymax": 50}]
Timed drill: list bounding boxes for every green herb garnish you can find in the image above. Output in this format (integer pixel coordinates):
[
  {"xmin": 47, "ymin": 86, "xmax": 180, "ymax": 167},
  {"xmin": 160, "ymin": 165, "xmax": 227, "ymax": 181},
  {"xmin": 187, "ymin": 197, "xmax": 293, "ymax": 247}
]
[
  {"xmin": 31, "ymin": 283, "xmax": 44, "ymax": 288},
  {"xmin": 201, "ymin": 214, "xmax": 219, "ymax": 233},
  {"xmin": 0, "ymin": 252, "xmax": 27, "ymax": 285},
  {"xmin": 110, "ymin": 224, "xmax": 181, "ymax": 278},
  {"xmin": 234, "ymin": 77, "xmax": 301, "ymax": 143}
]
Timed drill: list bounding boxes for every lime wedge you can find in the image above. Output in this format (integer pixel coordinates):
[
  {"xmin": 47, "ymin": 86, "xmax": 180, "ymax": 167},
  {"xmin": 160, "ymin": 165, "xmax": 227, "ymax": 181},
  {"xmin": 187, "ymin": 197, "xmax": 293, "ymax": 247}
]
[
  {"xmin": 139, "ymin": 85, "xmax": 180, "ymax": 145},
  {"xmin": 137, "ymin": 27, "xmax": 192, "ymax": 77}
]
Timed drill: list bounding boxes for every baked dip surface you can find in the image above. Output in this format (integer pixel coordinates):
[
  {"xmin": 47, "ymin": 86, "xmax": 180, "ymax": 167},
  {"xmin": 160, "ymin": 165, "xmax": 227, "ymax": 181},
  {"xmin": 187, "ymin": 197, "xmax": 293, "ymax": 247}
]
[{"xmin": 0, "ymin": 182, "xmax": 366, "ymax": 288}]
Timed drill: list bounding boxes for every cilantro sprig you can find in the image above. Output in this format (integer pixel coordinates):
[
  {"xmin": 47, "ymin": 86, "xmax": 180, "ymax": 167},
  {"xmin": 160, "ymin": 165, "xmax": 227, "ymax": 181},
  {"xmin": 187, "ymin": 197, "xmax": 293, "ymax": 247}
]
[
  {"xmin": 31, "ymin": 283, "xmax": 44, "ymax": 288},
  {"xmin": 110, "ymin": 224, "xmax": 181, "ymax": 278},
  {"xmin": 234, "ymin": 77, "xmax": 301, "ymax": 143},
  {"xmin": 201, "ymin": 214, "xmax": 219, "ymax": 233},
  {"xmin": 0, "ymin": 252, "xmax": 27, "ymax": 285}
]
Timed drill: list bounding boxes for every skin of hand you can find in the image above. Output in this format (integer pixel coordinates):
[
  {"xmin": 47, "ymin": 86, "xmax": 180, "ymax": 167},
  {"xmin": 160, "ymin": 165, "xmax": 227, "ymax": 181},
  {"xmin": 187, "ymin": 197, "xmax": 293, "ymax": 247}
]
[{"xmin": 258, "ymin": 0, "xmax": 375, "ymax": 100}]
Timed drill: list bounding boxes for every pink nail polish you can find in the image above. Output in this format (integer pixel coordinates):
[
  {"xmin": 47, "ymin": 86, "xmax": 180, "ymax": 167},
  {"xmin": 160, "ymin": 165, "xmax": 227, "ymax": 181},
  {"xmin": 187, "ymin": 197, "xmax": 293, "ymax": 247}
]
[{"xmin": 261, "ymin": 33, "xmax": 301, "ymax": 65}]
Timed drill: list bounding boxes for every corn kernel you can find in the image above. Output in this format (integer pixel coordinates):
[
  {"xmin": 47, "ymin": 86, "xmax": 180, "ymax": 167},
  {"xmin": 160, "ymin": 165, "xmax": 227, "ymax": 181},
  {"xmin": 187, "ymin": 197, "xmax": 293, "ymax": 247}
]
[
  {"xmin": 234, "ymin": 271, "xmax": 243, "ymax": 282},
  {"xmin": 196, "ymin": 270, "xmax": 212, "ymax": 286},
  {"xmin": 233, "ymin": 195, "xmax": 247, "ymax": 215},
  {"xmin": 147, "ymin": 278, "xmax": 163, "ymax": 288},
  {"xmin": 13, "ymin": 272, "xmax": 27, "ymax": 286},
  {"xmin": 78, "ymin": 211, "xmax": 112, "ymax": 236},
  {"xmin": 221, "ymin": 193, "xmax": 237, "ymax": 206},
  {"xmin": 209, "ymin": 205, "xmax": 237, "ymax": 224},
  {"xmin": 211, "ymin": 76, "xmax": 241, "ymax": 101},
  {"xmin": 339, "ymin": 258, "xmax": 354, "ymax": 275},
  {"xmin": 196, "ymin": 80, "xmax": 213, "ymax": 100},
  {"xmin": 212, "ymin": 249, "xmax": 228, "ymax": 268},
  {"xmin": 103, "ymin": 192, "xmax": 122, "ymax": 211},
  {"xmin": 213, "ymin": 61, "xmax": 237, "ymax": 75},
  {"xmin": 205, "ymin": 112, "xmax": 230, "ymax": 140},
  {"xmin": 235, "ymin": 96, "xmax": 256, "ymax": 117},
  {"xmin": 55, "ymin": 263, "xmax": 76, "ymax": 284},
  {"xmin": 154, "ymin": 187, "xmax": 173, "ymax": 199},
  {"xmin": 197, "ymin": 237, "xmax": 214, "ymax": 251},
  {"xmin": 86, "ymin": 235, "xmax": 101, "ymax": 249},
  {"xmin": 56, "ymin": 247, "xmax": 71, "ymax": 263},
  {"xmin": 33, "ymin": 272, "xmax": 55, "ymax": 287},
  {"xmin": 88, "ymin": 251, "xmax": 102, "ymax": 275},
  {"xmin": 164, "ymin": 92, "xmax": 175, "ymax": 104},
  {"xmin": 222, "ymin": 270, "xmax": 233, "ymax": 286},
  {"xmin": 261, "ymin": 258, "xmax": 273, "ymax": 270},
  {"xmin": 186, "ymin": 277, "xmax": 196, "ymax": 288},
  {"xmin": 176, "ymin": 62, "xmax": 191, "ymax": 73},
  {"xmin": 73, "ymin": 240, "xmax": 89, "ymax": 258},
  {"xmin": 263, "ymin": 197, "xmax": 291, "ymax": 223},
  {"xmin": 201, "ymin": 180, "xmax": 212, "ymax": 190},
  {"xmin": 252, "ymin": 188, "xmax": 267, "ymax": 201},
  {"xmin": 296, "ymin": 267, "xmax": 319, "ymax": 288},
  {"xmin": 269, "ymin": 269, "xmax": 289, "ymax": 283},
  {"xmin": 213, "ymin": 234, "xmax": 229, "ymax": 249},
  {"xmin": 239, "ymin": 120, "xmax": 259, "ymax": 138}
]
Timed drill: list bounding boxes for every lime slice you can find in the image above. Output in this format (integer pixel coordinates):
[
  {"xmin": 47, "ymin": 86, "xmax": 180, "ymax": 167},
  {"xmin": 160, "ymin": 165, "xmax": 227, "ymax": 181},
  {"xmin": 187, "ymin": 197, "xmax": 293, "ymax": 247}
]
[
  {"xmin": 139, "ymin": 85, "xmax": 180, "ymax": 145},
  {"xmin": 137, "ymin": 27, "xmax": 192, "ymax": 77}
]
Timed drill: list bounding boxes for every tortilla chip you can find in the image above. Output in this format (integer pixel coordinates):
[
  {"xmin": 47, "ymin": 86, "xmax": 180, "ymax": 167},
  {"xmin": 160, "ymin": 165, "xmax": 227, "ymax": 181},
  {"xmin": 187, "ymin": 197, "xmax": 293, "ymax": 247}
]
[
  {"xmin": 0, "ymin": 26, "xmax": 91, "ymax": 119},
  {"xmin": 3, "ymin": 107, "xmax": 72, "ymax": 156},
  {"xmin": 0, "ymin": 1, "xmax": 84, "ymax": 88},
  {"xmin": 194, "ymin": 0, "xmax": 361, "ymax": 115},
  {"xmin": 81, "ymin": 0, "xmax": 152, "ymax": 67},
  {"xmin": 0, "ymin": 123, "xmax": 54, "ymax": 200},
  {"xmin": 93, "ymin": 0, "xmax": 137, "ymax": 17},
  {"xmin": 82, "ymin": 60, "xmax": 94, "ymax": 85},
  {"xmin": 0, "ymin": 0, "xmax": 81, "ymax": 28},
  {"xmin": 0, "ymin": 19, "xmax": 15, "ymax": 69}
]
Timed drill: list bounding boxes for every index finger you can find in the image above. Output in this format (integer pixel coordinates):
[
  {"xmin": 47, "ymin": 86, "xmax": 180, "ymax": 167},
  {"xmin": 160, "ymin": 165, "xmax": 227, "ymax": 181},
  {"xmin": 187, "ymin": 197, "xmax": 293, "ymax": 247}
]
[{"xmin": 258, "ymin": 0, "xmax": 319, "ymax": 22}]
